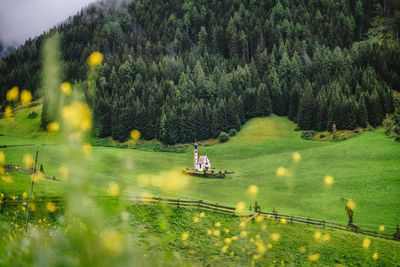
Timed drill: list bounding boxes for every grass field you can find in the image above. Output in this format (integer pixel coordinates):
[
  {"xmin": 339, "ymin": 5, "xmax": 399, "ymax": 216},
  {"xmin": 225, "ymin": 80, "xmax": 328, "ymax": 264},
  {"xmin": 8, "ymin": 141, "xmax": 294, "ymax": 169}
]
[
  {"xmin": 1, "ymin": 202, "xmax": 400, "ymax": 266},
  {"xmin": 1, "ymin": 105, "xmax": 400, "ymax": 234}
]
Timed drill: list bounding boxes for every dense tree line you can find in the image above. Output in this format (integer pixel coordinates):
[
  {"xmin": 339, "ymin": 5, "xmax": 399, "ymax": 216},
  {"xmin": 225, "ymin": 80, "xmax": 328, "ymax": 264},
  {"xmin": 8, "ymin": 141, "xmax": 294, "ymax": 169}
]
[{"xmin": 0, "ymin": 0, "xmax": 400, "ymax": 144}]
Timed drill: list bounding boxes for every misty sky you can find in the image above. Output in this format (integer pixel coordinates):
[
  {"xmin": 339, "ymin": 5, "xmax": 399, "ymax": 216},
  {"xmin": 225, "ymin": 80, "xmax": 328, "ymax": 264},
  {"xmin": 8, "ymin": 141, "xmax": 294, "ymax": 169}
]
[{"xmin": 0, "ymin": 0, "xmax": 97, "ymax": 46}]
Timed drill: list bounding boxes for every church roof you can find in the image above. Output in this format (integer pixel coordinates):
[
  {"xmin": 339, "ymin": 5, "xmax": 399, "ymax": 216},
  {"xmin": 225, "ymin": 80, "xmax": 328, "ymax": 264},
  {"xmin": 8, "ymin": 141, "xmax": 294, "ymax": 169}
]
[{"xmin": 198, "ymin": 155, "xmax": 210, "ymax": 164}]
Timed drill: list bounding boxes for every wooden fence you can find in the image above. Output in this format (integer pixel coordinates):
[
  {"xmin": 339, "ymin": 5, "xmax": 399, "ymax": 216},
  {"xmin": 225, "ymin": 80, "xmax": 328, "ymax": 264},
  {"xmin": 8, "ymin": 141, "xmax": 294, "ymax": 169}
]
[
  {"xmin": 1, "ymin": 195, "xmax": 399, "ymax": 242},
  {"xmin": 0, "ymin": 164, "xmax": 56, "ymax": 180}
]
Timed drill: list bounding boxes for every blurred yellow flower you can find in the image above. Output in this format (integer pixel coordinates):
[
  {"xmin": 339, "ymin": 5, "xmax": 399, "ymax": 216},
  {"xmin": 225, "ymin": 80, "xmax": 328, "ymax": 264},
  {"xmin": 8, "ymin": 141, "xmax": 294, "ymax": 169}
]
[
  {"xmin": 81, "ymin": 143, "xmax": 93, "ymax": 158},
  {"xmin": 256, "ymin": 241, "xmax": 266, "ymax": 254},
  {"xmin": 101, "ymin": 229, "xmax": 123, "ymax": 255},
  {"xmin": 6, "ymin": 86, "xmax": 19, "ymax": 101},
  {"xmin": 362, "ymin": 238, "xmax": 370, "ymax": 249},
  {"xmin": 213, "ymin": 229, "xmax": 221, "ymax": 237},
  {"xmin": 207, "ymin": 229, "xmax": 212, "ymax": 235},
  {"xmin": 2, "ymin": 176, "xmax": 13, "ymax": 183},
  {"xmin": 224, "ymin": 228, "xmax": 229, "ymax": 233},
  {"xmin": 47, "ymin": 122, "xmax": 59, "ymax": 132},
  {"xmin": 323, "ymin": 233, "xmax": 330, "ymax": 242},
  {"xmin": 299, "ymin": 246, "xmax": 306, "ymax": 253},
  {"xmin": 108, "ymin": 182, "xmax": 119, "ymax": 197},
  {"xmin": 270, "ymin": 233, "xmax": 280, "ymax": 242},
  {"xmin": 280, "ymin": 218, "xmax": 286, "ymax": 224},
  {"xmin": 240, "ymin": 231, "xmax": 247, "ymax": 237},
  {"xmin": 246, "ymin": 185, "xmax": 258, "ymax": 197},
  {"xmin": 23, "ymin": 154, "xmax": 34, "ymax": 169},
  {"xmin": 30, "ymin": 202, "xmax": 36, "ymax": 211},
  {"xmin": 20, "ymin": 90, "xmax": 32, "ymax": 105},
  {"xmin": 224, "ymin": 237, "xmax": 231, "ymax": 244},
  {"xmin": 22, "ymin": 192, "xmax": 27, "ymax": 199},
  {"xmin": 0, "ymin": 151, "xmax": 5, "ymax": 163},
  {"xmin": 59, "ymin": 165, "xmax": 69, "ymax": 181},
  {"xmin": 372, "ymin": 252, "xmax": 378, "ymax": 260},
  {"xmin": 379, "ymin": 225, "xmax": 385, "ymax": 232},
  {"xmin": 314, "ymin": 231, "xmax": 321, "ymax": 240},
  {"xmin": 324, "ymin": 175, "xmax": 334, "ymax": 186},
  {"xmin": 232, "ymin": 236, "xmax": 238, "ymax": 241},
  {"xmin": 292, "ymin": 152, "xmax": 301, "ymax": 163},
  {"xmin": 193, "ymin": 217, "xmax": 199, "ymax": 223},
  {"xmin": 255, "ymin": 215, "xmax": 264, "ymax": 223},
  {"xmin": 221, "ymin": 246, "xmax": 228, "ymax": 253},
  {"xmin": 181, "ymin": 231, "xmax": 189, "ymax": 241},
  {"xmin": 236, "ymin": 201, "xmax": 245, "ymax": 212},
  {"xmin": 276, "ymin": 167, "xmax": 289, "ymax": 177},
  {"xmin": 130, "ymin": 129, "xmax": 141, "ymax": 140},
  {"xmin": 87, "ymin": 51, "xmax": 103, "ymax": 67},
  {"xmin": 62, "ymin": 102, "xmax": 92, "ymax": 132},
  {"xmin": 214, "ymin": 221, "xmax": 221, "ymax": 227},
  {"xmin": 200, "ymin": 212, "xmax": 205, "ymax": 217},
  {"xmin": 46, "ymin": 202, "xmax": 56, "ymax": 212},
  {"xmin": 4, "ymin": 106, "xmax": 13, "ymax": 118},
  {"xmin": 60, "ymin": 82, "xmax": 72, "ymax": 96},
  {"xmin": 346, "ymin": 199, "xmax": 356, "ymax": 210},
  {"xmin": 308, "ymin": 253, "xmax": 320, "ymax": 261}
]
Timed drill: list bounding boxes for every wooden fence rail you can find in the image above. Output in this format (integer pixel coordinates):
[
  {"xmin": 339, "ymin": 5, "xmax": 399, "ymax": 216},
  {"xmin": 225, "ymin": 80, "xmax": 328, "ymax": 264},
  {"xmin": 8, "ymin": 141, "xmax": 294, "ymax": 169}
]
[
  {"xmin": 0, "ymin": 164, "xmax": 56, "ymax": 180},
  {"xmin": 1, "ymin": 195, "xmax": 399, "ymax": 242}
]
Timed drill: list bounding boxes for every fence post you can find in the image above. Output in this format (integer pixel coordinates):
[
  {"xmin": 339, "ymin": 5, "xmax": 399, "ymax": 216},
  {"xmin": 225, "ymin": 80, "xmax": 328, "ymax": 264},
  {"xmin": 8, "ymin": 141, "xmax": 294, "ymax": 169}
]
[
  {"xmin": 290, "ymin": 216, "xmax": 293, "ymax": 224},
  {"xmin": 177, "ymin": 199, "xmax": 180, "ymax": 208},
  {"xmin": 307, "ymin": 217, "xmax": 310, "ymax": 226},
  {"xmin": 215, "ymin": 203, "xmax": 218, "ymax": 211},
  {"xmin": 393, "ymin": 225, "xmax": 400, "ymax": 241},
  {"xmin": 25, "ymin": 151, "xmax": 39, "ymax": 233}
]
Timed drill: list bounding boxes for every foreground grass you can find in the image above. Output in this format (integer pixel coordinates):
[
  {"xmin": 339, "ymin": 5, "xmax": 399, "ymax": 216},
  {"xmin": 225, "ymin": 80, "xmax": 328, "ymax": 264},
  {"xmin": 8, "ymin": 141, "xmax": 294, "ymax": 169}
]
[
  {"xmin": 1, "ymin": 203, "xmax": 399, "ymax": 266},
  {"xmin": 1, "ymin": 106, "xmax": 400, "ymax": 233}
]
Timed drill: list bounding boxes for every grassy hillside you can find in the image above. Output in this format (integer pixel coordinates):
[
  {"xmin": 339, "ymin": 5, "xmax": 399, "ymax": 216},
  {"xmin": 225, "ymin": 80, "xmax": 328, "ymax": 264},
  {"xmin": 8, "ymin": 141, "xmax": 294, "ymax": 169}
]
[
  {"xmin": 1, "ymin": 202, "xmax": 400, "ymax": 266},
  {"xmin": 1, "ymin": 106, "xmax": 400, "ymax": 233}
]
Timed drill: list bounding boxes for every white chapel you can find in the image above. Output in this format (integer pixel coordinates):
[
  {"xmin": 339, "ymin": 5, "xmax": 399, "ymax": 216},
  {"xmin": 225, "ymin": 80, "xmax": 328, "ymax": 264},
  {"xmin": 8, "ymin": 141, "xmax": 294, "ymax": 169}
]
[{"xmin": 194, "ymin": 143, "xmax": 211, "ymax": 172}]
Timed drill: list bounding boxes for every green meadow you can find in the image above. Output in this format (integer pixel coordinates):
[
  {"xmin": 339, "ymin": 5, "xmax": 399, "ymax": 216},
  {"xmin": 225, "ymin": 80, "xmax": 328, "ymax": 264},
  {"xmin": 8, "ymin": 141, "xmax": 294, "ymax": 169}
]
[{"xmin": 1, "ymin": 105, "xmax": 400, "ymax": 233}]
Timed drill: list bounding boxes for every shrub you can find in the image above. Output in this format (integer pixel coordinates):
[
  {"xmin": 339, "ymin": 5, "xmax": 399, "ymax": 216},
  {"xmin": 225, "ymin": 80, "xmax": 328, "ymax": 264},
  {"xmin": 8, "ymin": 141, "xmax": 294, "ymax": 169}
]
[
  {"xmin": 319, "ymin": 133, "xmax": 326, "ymax": 138},
  {"xmin": 353, "ymin": 130, "xmax": 359, "ymax": 134},
  {"xmin": 218, "ymin": 132, "xmax": 229, "ymax": 143},
  {"xmin": 301, "ymin": 131, "xmax": 316, "ymax": 140},
  {"xmin": 294, "ymin": 127, "xmax": 301, "ymax": 131},
  {"xmin": 28, "ymin": 111, "xmax": 38, "ymax": 119},
  {"xmin": 228, "ymin": 128, "xmax": 237, "ymax": 137}
]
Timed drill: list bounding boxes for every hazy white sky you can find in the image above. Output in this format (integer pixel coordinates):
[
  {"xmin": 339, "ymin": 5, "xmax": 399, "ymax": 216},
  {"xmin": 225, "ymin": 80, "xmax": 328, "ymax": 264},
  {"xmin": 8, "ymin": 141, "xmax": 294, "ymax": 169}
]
[{"xmin": 0, "ymin": 0, "xmax": 97, "ymax": 46}]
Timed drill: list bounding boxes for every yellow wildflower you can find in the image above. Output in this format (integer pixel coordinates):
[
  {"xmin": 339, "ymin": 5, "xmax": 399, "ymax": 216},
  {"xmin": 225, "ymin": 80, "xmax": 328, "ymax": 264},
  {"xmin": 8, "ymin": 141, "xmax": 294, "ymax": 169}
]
[
  {"xmin": 181, "ymin": 232, "xmax": 189, "ymax": 241},
  {"xmin": 87, "ymin": 51, "xmax": 103, "ymax": 67},
  {"xmin": 292, "ymin": 152, "xmax": 301, "ymax": 163},
  {"xmin": 60, "ymin": 82, "xmax": 72, "ymax": 96},
  {"xmin": 324, "ymin": 175, "xmax": 334, "ymax": 185},
  {"xmin": 6, "ymin": 87, "xmax": 19, "ymax": 101}
]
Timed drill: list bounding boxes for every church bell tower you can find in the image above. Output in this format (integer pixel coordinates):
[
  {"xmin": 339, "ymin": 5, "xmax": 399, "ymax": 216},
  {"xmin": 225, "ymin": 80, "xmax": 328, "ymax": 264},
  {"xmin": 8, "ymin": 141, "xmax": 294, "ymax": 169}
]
[{"xmin": 194, "ymin": 143, "xmax": 198, "ymax": 170}]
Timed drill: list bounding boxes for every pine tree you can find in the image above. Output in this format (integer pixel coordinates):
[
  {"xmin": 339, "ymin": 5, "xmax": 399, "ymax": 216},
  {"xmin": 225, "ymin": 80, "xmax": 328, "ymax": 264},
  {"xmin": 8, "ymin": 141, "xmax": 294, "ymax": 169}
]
[
  {"xmin": 357, "ymin": 95, "xmax": 368, "ymax": 128},
  {"xmin": 268, "ymin": 67, "xmax": 284, "ymax": 115},
  {"xmin": 297, "ymin": 82, "xmax": 316, "ymax": 130},
  {"xmin": 256, "ymin": 83, "xmax": 272, "ymax": 116}
]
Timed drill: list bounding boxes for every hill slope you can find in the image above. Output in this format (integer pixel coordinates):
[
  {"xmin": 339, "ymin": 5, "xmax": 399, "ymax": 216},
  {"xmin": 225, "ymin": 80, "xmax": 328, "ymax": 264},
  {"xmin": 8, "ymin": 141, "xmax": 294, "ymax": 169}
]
[{"xmin": 1, "ymin": 106, "xmax": 399, "ymax": 232}]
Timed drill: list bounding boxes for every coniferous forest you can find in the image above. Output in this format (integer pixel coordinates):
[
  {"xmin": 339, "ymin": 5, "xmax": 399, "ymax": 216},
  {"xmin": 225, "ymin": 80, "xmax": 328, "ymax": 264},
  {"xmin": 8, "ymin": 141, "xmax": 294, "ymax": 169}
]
[{"xmin": 1, "ymin": 0, "xmax": 400, "ymax": 144}]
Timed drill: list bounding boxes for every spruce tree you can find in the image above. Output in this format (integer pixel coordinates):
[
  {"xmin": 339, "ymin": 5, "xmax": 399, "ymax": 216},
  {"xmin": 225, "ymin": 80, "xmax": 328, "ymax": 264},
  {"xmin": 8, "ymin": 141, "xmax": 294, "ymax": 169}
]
[{"xmin": 256, "ymin": 83, "xmax": 272, "ymax": 116}]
